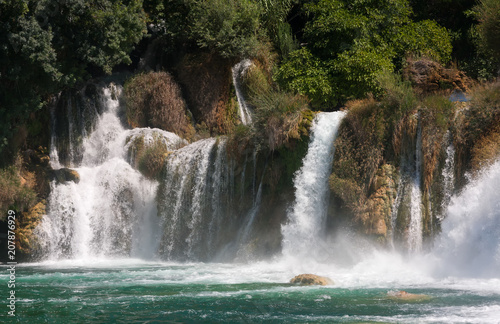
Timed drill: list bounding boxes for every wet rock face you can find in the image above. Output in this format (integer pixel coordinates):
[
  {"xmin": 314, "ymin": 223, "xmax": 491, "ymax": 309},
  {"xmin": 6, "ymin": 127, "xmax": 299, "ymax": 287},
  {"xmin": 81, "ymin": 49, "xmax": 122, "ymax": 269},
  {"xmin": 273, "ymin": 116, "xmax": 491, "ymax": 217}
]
[
  {"xmin": 357, "ymin": 164, "xmax": 398, "ymax": 239},
  {"xmin": 290, "ymin": 274, "xmax": 334, "ymax": 286},
  {"xmin": 50, "ymin": 168, "xmax": 80, "ymax": 184},
  {"xmin": 404, "ymin": 58, "xmax": 473, "ymax": 94}
]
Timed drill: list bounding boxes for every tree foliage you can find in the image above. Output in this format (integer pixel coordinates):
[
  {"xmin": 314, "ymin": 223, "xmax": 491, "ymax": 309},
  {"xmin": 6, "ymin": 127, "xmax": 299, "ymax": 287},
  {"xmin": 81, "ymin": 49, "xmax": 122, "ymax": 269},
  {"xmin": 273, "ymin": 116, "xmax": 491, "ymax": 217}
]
[
  {"xmin": 0, "ymin": 0, "xmax": 147, "ymax": 156},
  {"xmin": 476, "ymin": 0, "xmax": 500, "ymax": 62},
  {"xmin": 188, "ymin": 0, "xmax": 261, "ymax": 58},
  {"xmin": 276, "ymin": 0, "xmax": 452, "ymax": 108}
]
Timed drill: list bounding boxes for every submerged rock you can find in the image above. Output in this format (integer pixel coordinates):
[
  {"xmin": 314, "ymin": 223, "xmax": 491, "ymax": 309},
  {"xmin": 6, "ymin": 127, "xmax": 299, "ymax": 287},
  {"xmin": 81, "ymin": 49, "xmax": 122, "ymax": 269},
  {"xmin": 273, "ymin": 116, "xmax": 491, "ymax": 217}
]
[
  {"xmin": 387, "ymin": 290, "xmax": 431, "ymax": 301},
  {"xmin": 290, "ymin": 274, "xmax": 334, "ymax": 286}
]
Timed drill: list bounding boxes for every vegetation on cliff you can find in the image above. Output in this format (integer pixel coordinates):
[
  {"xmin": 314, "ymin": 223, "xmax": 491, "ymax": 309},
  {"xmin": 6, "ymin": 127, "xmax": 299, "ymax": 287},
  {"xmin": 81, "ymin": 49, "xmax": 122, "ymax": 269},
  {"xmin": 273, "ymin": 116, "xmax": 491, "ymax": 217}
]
[
  {"xmin": 124, "ymin": 71, "xmax": 195, "ymax": 139},
  {"xmin": 1, "ymin": 0, "xmax": 500, "ymax": 255}
]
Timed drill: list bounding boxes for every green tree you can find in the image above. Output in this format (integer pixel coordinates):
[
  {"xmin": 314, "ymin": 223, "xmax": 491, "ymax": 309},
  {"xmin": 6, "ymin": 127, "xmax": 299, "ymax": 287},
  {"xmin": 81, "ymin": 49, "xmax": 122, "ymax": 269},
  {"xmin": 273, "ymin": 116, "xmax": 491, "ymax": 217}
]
[
  {"xmin": 476, "ymin": 0, "xmax": 500, "ymax": 62},
  {"xmin": 146, "ymin": 0, "xmax": 263, "ymax": 59},
  {"xmin": 276, "ymin": 0, "xmax": 452, "ymax": 108},
  {"xmin": 0, "ymin": 0, "xmax": 147, "ymax": 157},
  {"xmin": 188, "ymin": 0, "xmax": 261, "ymax": 58}
]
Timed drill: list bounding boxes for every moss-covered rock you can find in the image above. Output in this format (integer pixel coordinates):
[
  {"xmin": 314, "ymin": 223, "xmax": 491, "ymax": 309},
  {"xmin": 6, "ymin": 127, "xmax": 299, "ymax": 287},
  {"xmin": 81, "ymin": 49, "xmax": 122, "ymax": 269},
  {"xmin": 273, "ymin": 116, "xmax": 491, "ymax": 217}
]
[{"xmin": 471, "ymin": 126, "xmax": 500, "ymax": 172}]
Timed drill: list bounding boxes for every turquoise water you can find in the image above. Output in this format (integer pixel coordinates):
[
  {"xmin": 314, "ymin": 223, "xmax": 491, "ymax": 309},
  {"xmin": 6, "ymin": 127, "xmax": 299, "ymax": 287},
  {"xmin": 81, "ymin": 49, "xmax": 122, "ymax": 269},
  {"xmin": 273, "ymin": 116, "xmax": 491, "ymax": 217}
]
[{"xmin": 2, "ymin": 257, "xmax": 500, "ymax": 323}]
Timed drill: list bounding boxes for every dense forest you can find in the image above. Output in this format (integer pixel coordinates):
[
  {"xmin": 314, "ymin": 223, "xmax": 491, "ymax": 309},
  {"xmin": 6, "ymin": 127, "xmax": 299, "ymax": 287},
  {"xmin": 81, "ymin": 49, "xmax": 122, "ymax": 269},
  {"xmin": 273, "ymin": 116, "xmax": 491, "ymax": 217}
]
[{"xmin": 1, "ymin": 0, "xmax": 500, "ymax": 257}]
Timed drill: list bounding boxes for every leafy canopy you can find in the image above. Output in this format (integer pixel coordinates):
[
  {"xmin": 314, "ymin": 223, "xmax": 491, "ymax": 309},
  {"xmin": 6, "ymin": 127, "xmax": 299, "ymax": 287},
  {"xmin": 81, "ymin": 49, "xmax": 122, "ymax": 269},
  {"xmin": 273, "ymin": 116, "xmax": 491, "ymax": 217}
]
[
  {"xmin": 0, "ymin": 0, "xmax": 147, "ymax": 154},
  {"xmin": 276, "ymin": 0, "xmax": 452, "ymax": 108}
]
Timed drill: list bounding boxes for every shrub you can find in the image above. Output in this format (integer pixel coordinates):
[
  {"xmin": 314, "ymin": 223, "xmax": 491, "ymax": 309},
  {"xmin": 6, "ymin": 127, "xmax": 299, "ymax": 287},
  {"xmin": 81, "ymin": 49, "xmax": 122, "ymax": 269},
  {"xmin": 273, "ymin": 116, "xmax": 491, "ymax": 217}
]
[
  {"xmin": 274, "ymin": 48, "xmax": 336, "ymax": 109},
  {"xmin": 421, "ymin": 95, "xmax": 454, "ymax": 131},
  {"xmin": 377, "ymin": 70, "xmax": 418, "ymax": 118},
  {"xmin": 252, "ymin": 89, "xmax": 309, "ymax": 151},
  {"xmin": 188, "ymin": 0, "xmax": 262, "ymax": 59},
  {"xmin": 0, "ymin": 155, "xmax": 37, "ymax": 217},
  {"xmin": 393, "ymin": 20, "xmax": 452, "ymax": 64},
  {"xmin": 455, "ymin": 82, "xmax": 500, "ymax": 175},
  {"xmin": 137, "ymin": 139, "xmax": 170, "ymax": 180},
  {"xmin": 243, "ymin": 63, "xmax": 272, "ymax": 99},
  {"xmin": 462, "ymin": 82, "xmax": 500, "ymax": 143},
  {"xmin": 124, "ymin": 71, "xmax": 195, "ymax": 139}
]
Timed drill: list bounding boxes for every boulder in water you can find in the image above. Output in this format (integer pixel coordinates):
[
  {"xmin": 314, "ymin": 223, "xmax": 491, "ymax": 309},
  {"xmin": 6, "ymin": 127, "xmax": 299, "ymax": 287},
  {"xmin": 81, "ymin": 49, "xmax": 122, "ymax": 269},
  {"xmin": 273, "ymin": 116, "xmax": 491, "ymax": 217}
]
[
  {"xmin": 387, "ymin": 290, "xmax": 430, "ymax": 301},
  {"xmin": 290, "ymin": 274, "xmax": 334, "ymax": 286}
]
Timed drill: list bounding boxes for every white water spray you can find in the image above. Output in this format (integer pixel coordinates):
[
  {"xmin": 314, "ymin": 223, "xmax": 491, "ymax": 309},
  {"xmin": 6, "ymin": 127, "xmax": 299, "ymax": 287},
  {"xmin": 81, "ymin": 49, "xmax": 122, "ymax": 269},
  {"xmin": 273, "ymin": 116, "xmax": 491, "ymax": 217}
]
[{"xmin": 433, "ymin": 158, "xmax": 500, "ymax": 278}]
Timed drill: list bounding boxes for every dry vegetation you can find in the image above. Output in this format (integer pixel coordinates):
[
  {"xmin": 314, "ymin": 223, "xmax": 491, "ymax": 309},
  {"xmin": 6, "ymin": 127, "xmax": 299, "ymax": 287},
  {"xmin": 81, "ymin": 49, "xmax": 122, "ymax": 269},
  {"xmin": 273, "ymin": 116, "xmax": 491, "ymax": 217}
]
[
  {"xmin": 0, "ymin": 154, "xmax": 37, "ymax": 217},
  {"xmin": 124, "ymin": 71, "xmax": 195, "ymax": 139},
  {"xmin": 454, "ymin": 82, "xmax": 500, "ymax": 177},
  {"xmin": 174, "ymin": 53, "xmax": 236, "ymax": 135}
]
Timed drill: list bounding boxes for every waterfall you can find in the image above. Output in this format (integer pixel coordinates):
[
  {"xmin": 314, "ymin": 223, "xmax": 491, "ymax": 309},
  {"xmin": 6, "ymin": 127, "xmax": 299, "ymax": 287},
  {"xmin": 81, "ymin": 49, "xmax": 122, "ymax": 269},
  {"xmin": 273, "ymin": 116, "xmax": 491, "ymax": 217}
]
[
  {"xmin": 433, "ymin": 158, "xmax": 500, "ymax": 278},
  {"xmin": 389, "ymin": 175, "xmax": 404, "ymax": 248},
  {"xmin": 281, "ymin": 111, "xmax": 346, "ymax": 258},
  {"xmin": 49, "ymin": 99, "xmax": 61, "ymax": 169},
  {"xmin": 36, "ymin": 83, "xmax": 184, "ymax": 260},
  {"xmin": 441, "ymin": 132, "xmax": 456, "ymax": 220},
  {"xmin": 238, "ymin": 165, "xmax": 266, "ymax": 248},
  {"xmin": 232, "ymin": 59, "xmax": 253, "ymax": 125},
  {"xmin": 158, "ymin": 138, "xmax": 237, "ymax": 261},
  {"xmin": 408, "ymin": 123, "xmax": 423, "ymax": 252}
]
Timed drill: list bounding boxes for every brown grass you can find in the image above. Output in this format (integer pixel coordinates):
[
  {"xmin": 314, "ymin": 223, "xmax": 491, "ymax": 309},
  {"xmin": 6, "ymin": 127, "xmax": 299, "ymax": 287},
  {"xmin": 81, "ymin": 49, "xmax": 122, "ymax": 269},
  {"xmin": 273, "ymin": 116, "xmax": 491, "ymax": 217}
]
[
  {"xmin": 174, "ymin": 53, "xmax": 235, "ymax": 135},
  {"xmin": 0, "ymin": 154, "xmax": 37, "ymax": 217},
  {"xmin": 471, "ymin": 124, "xmax": 500, "ymax": 171},
  {"xmin": 125, "ymin": 71, "xmax": 195, "ymax": 139},
  {"xmin": 454, "ymin": 82, "xmax": 500, "ymax": 180}
]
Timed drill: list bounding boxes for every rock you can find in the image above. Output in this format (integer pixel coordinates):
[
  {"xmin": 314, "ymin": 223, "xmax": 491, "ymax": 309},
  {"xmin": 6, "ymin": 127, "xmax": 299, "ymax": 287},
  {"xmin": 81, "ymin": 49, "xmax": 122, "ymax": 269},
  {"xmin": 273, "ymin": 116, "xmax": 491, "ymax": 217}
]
[
  {"xmin": 50, "ymin": 168, "xmax": 80, "ymax": 184},
  {"xmin": 356, "ymin": 164, "xmax": 398, "ymax": 239},
  {"xmin": 290, "ymin": 274, "xmax": 334, "ymax": 286},
  {"xmin": 387, "ymin": 290, "xmax": 431, "ymax": 301},
  {"xmin": 403, "ymin": 58, "xmax": 473, "ymax": 95}
]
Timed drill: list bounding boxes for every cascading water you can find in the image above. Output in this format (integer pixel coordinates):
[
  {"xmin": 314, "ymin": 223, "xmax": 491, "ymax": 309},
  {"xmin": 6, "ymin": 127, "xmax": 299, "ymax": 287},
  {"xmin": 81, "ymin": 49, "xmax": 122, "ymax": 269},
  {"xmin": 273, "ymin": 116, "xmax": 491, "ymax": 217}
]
[
  {"xmin": 22, "ymin": 89, "xmax": 500, "ymax": 323},
  {"xmin": 281, "ymin": 111, "xmax": 346, "ymax": 259},
  {"xmin": 232, "ymin": 59, "xmax": 253, "ymax": 125},
  {"xmin": 237, "ymin": 166, "xmax": 266, "ymax": 249},
  {"xmin": 392, "ymin": 114, "xmax": 425, "ymax": 252},
  {"xmin": 408, "ymin": 123, "xmax": 423, "ymax": 252},
  {"xmin": 157, "ymin": 137, "xmax": 239, "ymax": 261},
  {"xmin": 36, "ymin": 83, "xmax": 184, "ymax": 260},
  {"xmin": 441, "ymin": 132, "xmax": 456, "ymax": 219},
  {"xmin": 389, "ymin": 175, "xmax": 404, "ymax": 248}
]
